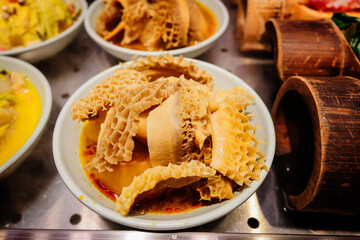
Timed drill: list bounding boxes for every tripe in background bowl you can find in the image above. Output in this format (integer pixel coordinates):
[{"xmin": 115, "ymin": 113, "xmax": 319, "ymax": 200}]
[
  {"xmin": 0, "ymin": 56, "xmax": 52, "ymax": 180},
  {"xmin": 53, "ymin": 56, "xmax": 275, "ymax": 230},
  {"xmin": 0, "ymin": 0, "xmax": 88, "ymax": 63},
  {"xmin": 85, "ymin": 0, "xmax": 229, "ymax": 61}
]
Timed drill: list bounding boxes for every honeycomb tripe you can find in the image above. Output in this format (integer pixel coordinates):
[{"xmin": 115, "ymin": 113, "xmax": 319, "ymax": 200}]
[
  {"xmin": 147, "ymin": 79, "xmax": 212, "ymax": 167},
  {"xmin": 125, "ymin": 54, "xmax": 214, "ymax": 88},
  {"xmin": 86, "ymin": 77, "xmax": 180, "ymax": 172},
  {"xmin": 95, "ymin": 0, "xmax": 209, "ymax": 51},
  {"xmin": 157, "ymin": 0, "xmax": 187, "ymax": 49},
  {"xmin": 210, "ymin": 88, "xmax": 265, "ymax": 186},
  {"xmin": 71, "ymin": 69, "xmax": 148, "ymax": 122},
  {"xmin": 73, "ymin": 55, "xmax": 267, "ymax": 217},
  {"xmin": 116, "ymin": 160, "xmax": 216, "ymax": 216},
  {"xmin": 71, "ymin": 55, "xmax": 213, "ymax": 123},
  {"xmin": 97, "ymin": 0, "xmax": 149, "ymax": 44},
  {"xmin": 197, "ymin": 175, "xmax": 236, "ymax": 201}
]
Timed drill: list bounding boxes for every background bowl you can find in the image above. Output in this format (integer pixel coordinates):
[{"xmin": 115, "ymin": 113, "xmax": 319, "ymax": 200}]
[
  {"xmin": 0, "ymin": 0, "xmax": 88, "ymax": 64},
  {"xmin": 85, "ymin": 0, "xmax": 229, "ymax": 61},
  {"xmin": 0, "ymin": 56, "xmax": 52, "ymax": 180},
  {"xmin": 53, "ymin": 58, "xmax": 275, "ymax": 231}
]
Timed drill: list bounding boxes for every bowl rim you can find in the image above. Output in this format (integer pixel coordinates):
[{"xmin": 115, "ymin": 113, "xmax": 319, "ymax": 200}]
[
  {"xmin": 0, "ymin": 56, "xmax": 53, "ymax": 176},
  {"xmin": 52, "ymin": 57, "xmax": 275, "ymax": 231},
  {"xmin": 84, "ymin": 0, "xmax": 229, "ymax": 57},
  {"xmin": 0, "ymin": 0, "xmax": 88, "ymax": 56}
]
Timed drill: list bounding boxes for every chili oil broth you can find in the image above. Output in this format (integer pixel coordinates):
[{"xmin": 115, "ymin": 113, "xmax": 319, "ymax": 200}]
[{"xmin": 79, "ymin": 113, "xmax": 207, "ymax": 214}]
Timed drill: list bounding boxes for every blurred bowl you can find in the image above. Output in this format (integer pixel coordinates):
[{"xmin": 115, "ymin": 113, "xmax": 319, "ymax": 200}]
[
  {"xmin": 84, "ymin": 0, "xmax": 229, "ymax": 61},
  {"xmin": 0, "ymin": 56, "xmax": 52, "ymax": 180},
  {"xmin": 53, "ymin": 57, "xmax": 275, "ymax": 231},
  {"xmin": 0, "ymin": 0, "xmax": 88, "ymax": 64}
]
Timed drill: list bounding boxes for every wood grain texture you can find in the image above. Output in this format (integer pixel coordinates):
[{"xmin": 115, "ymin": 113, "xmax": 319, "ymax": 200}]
[
  {"xmin": 271, "ymin": 76, "xmax": 360, "ymax": 214},
  {"xmin": 266, "ymin": 19, "xmax": 360, "ymax": 81}
]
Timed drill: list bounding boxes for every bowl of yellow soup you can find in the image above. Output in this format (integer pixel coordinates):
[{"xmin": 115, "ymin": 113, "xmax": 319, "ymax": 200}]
[
  {"xmin": 0, "ymin": 56, "xmax": 52, "ymax": 180},
  {"xmin": 0, "ymin": 0, "xmax": 88, "ymax": 63},
  {"xmin": 84, "ymin": 0, "xmax": 229, "ymax": 61},
  {"xmin": 53, "ymin": 56, "xmax": 275, "ymax": 230}
]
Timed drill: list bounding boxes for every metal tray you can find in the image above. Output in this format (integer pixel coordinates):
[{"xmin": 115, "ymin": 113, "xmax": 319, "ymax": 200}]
[{"xmin": 0, "ymin": 1, "xmax": 359, "ymax": 238}]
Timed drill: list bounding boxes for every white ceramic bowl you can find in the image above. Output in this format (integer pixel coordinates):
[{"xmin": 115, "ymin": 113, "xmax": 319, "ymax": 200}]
[
  {"xmin": 0, "ymin": 0, "xmax": 88, "ymax": 63},
  {"xmin": 85, "ymin": 0, "xmax": 229, "ymax": 61},
  {"xmin": 53, "ymin": 58, "xmax": 275, "ymax": 231},
  {"xmin": 0, "ymin": 56, "xmax": 52, "ymax": 179}
]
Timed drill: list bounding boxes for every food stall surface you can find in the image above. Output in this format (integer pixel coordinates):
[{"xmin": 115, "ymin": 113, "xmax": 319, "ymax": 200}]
[{"xmin": 0, "ymin": 1, "xmax": 359, "ymax": 238}]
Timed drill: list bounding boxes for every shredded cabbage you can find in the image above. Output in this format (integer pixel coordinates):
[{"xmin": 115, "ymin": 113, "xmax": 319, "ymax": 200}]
[{"xmin": 0, "ymin": 0, "xmax": 79, "ymax": 51}]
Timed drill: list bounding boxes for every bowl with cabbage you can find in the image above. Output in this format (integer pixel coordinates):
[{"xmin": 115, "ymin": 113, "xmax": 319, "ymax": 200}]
[{"xmin": 0, "ymin": 0, "xmax": 87, "ymax": 63}]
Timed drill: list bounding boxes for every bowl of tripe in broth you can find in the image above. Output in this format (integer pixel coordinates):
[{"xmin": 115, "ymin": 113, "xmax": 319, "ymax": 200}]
[
  {"xmin": 53, "ymin": 55, "xmax": 275, "ymax": 230},
  {"xmin": 84, "ymin": 0, "xmax": 229, "ymax": 60}
]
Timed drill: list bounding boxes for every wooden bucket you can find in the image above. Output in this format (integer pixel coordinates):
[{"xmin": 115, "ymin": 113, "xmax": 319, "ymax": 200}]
[
  {"xmin": 237, "ymin": 0, "xmax": 360, "ymax": 53},
  {"xmin": 271, "ymin": 75, "xmax": 360, "ymax": 214},
  {"xmin": 266, "ymin": 19, "xmax": 360, "ymax": 81}
]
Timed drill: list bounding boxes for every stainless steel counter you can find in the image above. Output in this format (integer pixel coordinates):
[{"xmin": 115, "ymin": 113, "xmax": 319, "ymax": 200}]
[{"xmin": 0, "ymin": 1, "xmax": 359, "ymax": 238}]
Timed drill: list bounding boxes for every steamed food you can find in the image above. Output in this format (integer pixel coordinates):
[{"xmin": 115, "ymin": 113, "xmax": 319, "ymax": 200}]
[
  {"xmin": 0, "ymin": 0, "xmax": 79, "ymax": 51},
  {"xmin": 0, "ymin": 69, "xmax": 41, "ymax": 165},
  {"xmin": 71, "ymin": 55, "xmax": 266, "ymax": 216},
  {"xmin": 95, "ymin": 0, "xmax": 217, "ymax": 51}
]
